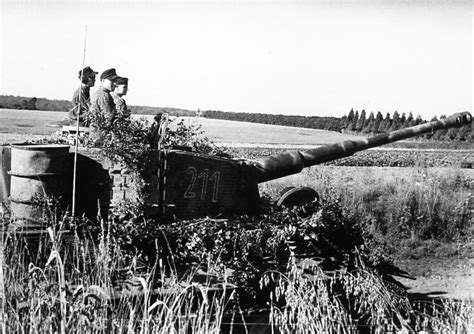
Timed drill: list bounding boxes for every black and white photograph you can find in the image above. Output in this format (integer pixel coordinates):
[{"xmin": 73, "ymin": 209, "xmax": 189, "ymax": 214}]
[{"xmin": 0, "ymin": 0, "xmax": 472, "ymax": 332}]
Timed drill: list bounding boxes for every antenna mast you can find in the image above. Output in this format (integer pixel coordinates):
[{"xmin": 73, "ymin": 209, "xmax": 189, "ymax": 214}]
[{"xmin": 72, "ymin": 26, "xmax": 88, "ymax": 216}]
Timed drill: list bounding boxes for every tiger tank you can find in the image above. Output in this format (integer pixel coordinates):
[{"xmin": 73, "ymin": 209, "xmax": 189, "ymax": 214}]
[
  {"xmin": 0, "ymin": 111, "xmax": 471, "ymax": 223},
  {"xmin": 136, "ymin": 111, "xmax": 473, "ymax": 219}
]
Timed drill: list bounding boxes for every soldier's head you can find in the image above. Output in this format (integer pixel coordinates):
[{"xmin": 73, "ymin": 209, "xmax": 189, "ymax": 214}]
[
  {"xmin": 100, "ymin": 68, "xmax": 119, "ymax": 91},
  {"xmin": 78, "ymin": 66, "xmax": 98, "ymax": 88},
  {"xmin": 114, "ymin": 77, "xmax": 128, "ymax": 96}
]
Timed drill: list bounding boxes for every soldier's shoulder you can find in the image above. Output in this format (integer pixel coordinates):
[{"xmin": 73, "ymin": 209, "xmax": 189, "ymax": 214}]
[
  {"xmin": 92, "ymin": 87, "xmax": 108, "ymax": 99},
  {"xmin": 72, "ymin": 87, "xmax": 81, "ymax": 100}
]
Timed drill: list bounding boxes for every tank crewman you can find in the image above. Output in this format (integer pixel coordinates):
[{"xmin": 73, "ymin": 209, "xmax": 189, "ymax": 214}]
[
  {"xmin": 69, "ymin": 66, "xmax": 98, "ymax": 126},
  {"xmin": 90, "ymin": 68, "xmax": 119, "ymax": 129},
  {"xmin": 111, "ymin": 77, "xmax": 131, "ymax": 119}
]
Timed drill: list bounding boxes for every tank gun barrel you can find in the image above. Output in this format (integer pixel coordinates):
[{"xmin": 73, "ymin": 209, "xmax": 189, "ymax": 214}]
[{"xmin": 255, "ymin": 111, "xmax": 472, "ymax": 183}]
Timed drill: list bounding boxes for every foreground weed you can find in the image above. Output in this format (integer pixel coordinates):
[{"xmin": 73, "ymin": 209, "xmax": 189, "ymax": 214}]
[
  {"xmin": 1, "ymin": 218, "xmax": 230, "ymax": 333},
  {"xmin": 262, "ymin": 256, "xmax": 473, "ymax": 333},
  {"xmin": 1, "ymin": 203, "xmax": 472, "ymax": 332},
  {"xmin": 411, "ymin": 298, "xmax": 473, "ymax": 333},
  {"xmin": 263, "ymin": 256, "xmax": 413, "ymax": 333}
]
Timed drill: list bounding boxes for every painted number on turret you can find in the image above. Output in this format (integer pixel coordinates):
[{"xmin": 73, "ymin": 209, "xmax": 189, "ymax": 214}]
[{"xmin": 183, "ymin": 167, "xmax": 220, "ymax": 202}]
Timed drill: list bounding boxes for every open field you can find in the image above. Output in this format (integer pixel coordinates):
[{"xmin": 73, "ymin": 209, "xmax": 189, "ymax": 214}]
[
  {"xmin": 0, "ymin": 108, "xmax": 361, "ymax": 146},
  {"xmin": 0, "ymin": 109, "xmax": 66, "ymax": 134}
]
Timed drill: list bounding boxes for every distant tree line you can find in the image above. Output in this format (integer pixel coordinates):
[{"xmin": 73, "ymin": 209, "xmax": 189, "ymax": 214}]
[
  {"xmin": 0, "ymin": 95, "xmax": 196, "ymax": 117},
  {"xmin": 0, "ymin": 95, "xmax": 71, "ymax": 112},
  {"xmin": 340, "ymin": 109, "xmax": 473, "ymax": 141},
  {"xmin": 202, "ymin": 110, "xmax": 342, "ymax": 131},
  {"xmin": 202, "ymin": 109, "xmax": 472, "ymax": 141},
  {"xmin": 1, "ymin": 95, "xmax": 471, "ymax": 141}
]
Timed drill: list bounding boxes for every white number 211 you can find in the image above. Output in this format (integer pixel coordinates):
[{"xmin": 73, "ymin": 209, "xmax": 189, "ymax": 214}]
[{"xmin": 183, "ymin": 167, "xmax": 220, "ymax": 202}]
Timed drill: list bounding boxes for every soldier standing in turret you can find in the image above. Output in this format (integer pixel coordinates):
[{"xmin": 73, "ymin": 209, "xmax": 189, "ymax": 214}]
[
  {"xmin": 111, "ymin": 77, "xmax": 131, "ymax": 120},
  {"xmin": 90, "ymin": 68, "xmax": 119, "ymax": 129},
  {"xmin": 69, "ymin": 66, "xmax": 98, "ymax": 126}
]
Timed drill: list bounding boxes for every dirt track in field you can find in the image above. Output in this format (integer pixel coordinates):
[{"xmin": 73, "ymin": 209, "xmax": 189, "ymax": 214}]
[{"xmin": 397, "ymin": 252, "xmax": 474, "ymax": 301}]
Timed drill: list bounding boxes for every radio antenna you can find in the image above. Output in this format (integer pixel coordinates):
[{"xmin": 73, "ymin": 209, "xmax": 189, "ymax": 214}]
[{"xmin": 72, "ymin": 25, "xmax": 88, "ymax": 216}]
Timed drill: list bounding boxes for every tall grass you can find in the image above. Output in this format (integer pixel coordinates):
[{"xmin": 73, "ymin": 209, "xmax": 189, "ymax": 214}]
[
  {"xmin": 0, "ymin": 217, "xmax": 230, "ymax": 333},
  {"xmin": 261, "ymin": 165, "xmax": 472, "ymax": 246},
  {"xmin": 1, "ymin": 220, "xmax": 473, "ymax": 333},
  {"xmin": 262, "ymin": 255, "xmax": 473, "ymax": 333},
  {"xmin": 1, "ymin": 202, "xmax": 472, "ymax": 332},
  {"xmin": 343, "ymin": 168, "xmax": 470, "ymax": 242}
]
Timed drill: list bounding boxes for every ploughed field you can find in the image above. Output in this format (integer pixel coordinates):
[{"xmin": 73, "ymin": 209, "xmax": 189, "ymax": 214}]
[{"xmin": 1, "ymin": 108, "xmax": 473, "ymax": 331}]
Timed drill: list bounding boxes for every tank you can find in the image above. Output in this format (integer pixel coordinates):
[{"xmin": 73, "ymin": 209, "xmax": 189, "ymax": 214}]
[
  {"xmin": 0, "ymin": 111, "xmax": 472, "ymax": 221},
  {"xmin": 153, "ymin": 111, "xmax": 472, "ymax": 218}
]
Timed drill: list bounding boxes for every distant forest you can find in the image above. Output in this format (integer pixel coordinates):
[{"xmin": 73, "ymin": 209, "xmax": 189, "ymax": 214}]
[
  {"xmin": 1, "ymin": 95, "xmax": 472, "ymax": 141},
  {"xmin": 202, "ymin": 109, "xmax": 473, "ymax": 141},
  {"xmin": 0, "ymin": 95, "xmax": 196, "ymax": 117}
]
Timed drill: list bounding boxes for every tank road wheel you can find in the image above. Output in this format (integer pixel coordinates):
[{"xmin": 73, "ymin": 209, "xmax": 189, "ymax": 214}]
[{"xmin": 276, "ymin": 186, "xmax": 319, "ymax": 208}]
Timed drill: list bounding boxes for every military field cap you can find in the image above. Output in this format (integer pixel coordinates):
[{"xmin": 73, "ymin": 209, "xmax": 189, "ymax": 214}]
[
  {"xmin": 100, "ymin": 68, "xmax": 119, "ymax": 81},
  {"xmin": 78, "ymin": 66, "xmax": 98, "ymax": 78},
  {"xmin": 114, "ymin": 77, "xmax": 128, "ymax": 85}
]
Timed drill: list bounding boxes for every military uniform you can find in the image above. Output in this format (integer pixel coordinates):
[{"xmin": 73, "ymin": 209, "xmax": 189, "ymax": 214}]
[
  {"xmin": 111, "ymin": 76, "xmax": 131, "ymax": 119},
  {"xmin": 90, "ymin": 86, "xmax": 117, "ymax": 127},
  {"xmin": 69, "ymin": 66, "xmax": 98, "ymax": 126},
  {"xmin": 69, "ymin": 86, "xmax": 91, "ymax": 125},
  {"xmin": 90, "ymin": 68, "xmax": 120, "ymax": 131}
]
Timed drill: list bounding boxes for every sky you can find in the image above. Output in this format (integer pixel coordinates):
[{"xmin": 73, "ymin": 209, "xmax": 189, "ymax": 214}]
[{"xmin": 0, "ymin": 0, "xmax": 472, "ymax": 120}]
